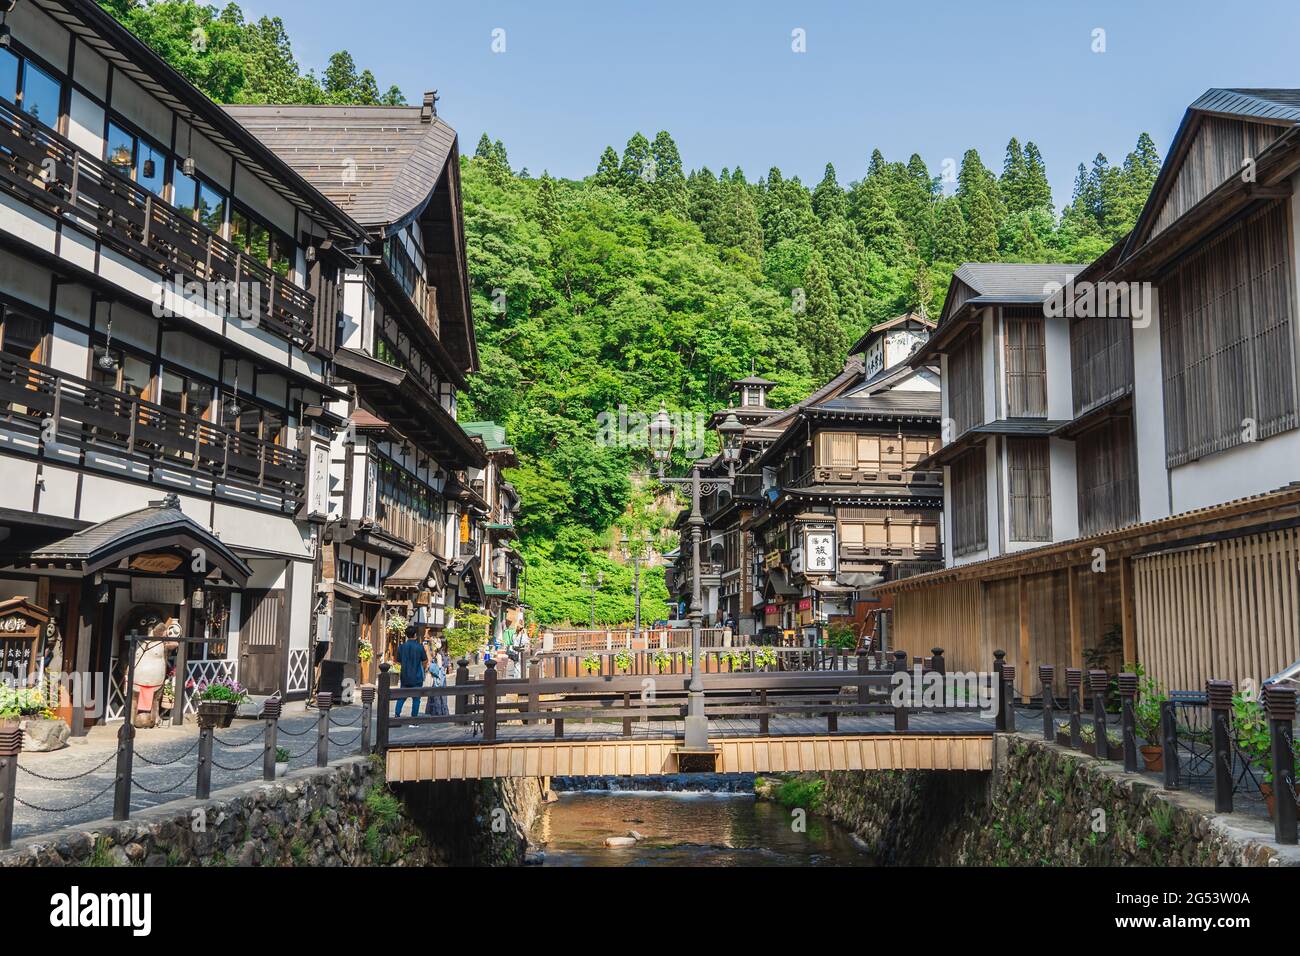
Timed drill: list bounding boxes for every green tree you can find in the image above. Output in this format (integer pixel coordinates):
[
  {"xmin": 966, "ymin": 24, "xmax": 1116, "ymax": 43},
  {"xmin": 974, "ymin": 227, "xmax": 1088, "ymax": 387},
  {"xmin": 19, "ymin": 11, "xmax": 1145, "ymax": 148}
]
[{"xmin": 802, "ymin": 257, "xmax": 845, "ymax": 381}]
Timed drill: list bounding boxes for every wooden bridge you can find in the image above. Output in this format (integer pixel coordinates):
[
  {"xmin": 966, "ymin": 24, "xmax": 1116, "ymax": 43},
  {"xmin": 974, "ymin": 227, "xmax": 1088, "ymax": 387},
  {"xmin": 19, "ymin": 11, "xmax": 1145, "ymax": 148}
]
[{"xmin": 375, "ymin": 656, "xmax": 998, "ymax": 782}]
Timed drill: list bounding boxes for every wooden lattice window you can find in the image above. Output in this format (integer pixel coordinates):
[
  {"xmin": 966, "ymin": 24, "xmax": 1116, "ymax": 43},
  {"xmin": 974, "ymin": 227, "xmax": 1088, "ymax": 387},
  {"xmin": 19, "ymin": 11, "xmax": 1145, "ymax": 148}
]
[
  {"xmin": 1004, "ymin": 310, "xmax": 1047, "ymax": 418},
  {"xmin": 1007, "ymin": 437, "xmax": 1052, "ymax": 541},
  {"xmin": 1159, "ymin": 199, "xmax": 1299, "ymax": 467},
  {"xmin": 948, "ymin": 328, "xmax": 983, "ymax": 436},
  {"xmin": 1076, "ymin": 416, "xmax": 1138, "ymax": 536},
  {"xmin": 951, "ymin": 448, "xmax": 987, "ymax": 556}
]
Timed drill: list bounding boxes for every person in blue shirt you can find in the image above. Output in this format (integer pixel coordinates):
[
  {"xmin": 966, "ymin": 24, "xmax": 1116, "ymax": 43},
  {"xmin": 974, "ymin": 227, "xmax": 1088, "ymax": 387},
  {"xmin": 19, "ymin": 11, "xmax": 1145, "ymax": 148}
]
[
  {"xmin": 394, "ymin": 625, "xmax": 426, "ymax": 717},
  {"xmin": 427, "ymin": 653, "xmax": 448, "ymax": 717}
]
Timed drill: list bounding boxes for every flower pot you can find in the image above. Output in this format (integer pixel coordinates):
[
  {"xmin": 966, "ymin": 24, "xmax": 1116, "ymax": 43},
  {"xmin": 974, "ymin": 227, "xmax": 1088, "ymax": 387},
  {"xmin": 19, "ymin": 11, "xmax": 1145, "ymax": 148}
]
[
  {"xmin": 1260, "ymin": 783, "xmax": 1299, "ymax": 820},
  {"xmin": 275, "ymin": 761, "xmax": 289, "ymax": 779},
  {"xmin": 359, "ymin": 659, "xmax": 371, "ymax": 684},
  {"xmin": 1140, "ymin": 744, "xmax": 1164, "ymax": 772},
  {"xmin": 1056, "ymin": 731, "xmax": 1073, "ymax": 748},
  {"xmin": 196, "ymin": 699, "xmax": 236, "ymax": 730}
]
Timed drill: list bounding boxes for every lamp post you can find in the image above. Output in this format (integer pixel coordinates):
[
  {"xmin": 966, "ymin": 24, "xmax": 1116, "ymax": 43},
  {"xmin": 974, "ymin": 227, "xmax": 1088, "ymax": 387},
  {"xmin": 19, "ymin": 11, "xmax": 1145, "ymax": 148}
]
[
  {"xmin": 621, "ymin": 530, "xmax": 653, "ymax": 645},
  {"xmin": 647, "ymin": 406, "xmax": 745, "ymax": 751}
]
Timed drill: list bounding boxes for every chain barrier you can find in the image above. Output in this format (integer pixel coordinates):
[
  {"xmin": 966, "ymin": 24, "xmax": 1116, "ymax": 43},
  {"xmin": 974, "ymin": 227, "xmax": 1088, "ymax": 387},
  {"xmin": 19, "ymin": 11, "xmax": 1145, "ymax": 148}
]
[
  {"xmin": 328, "ymin": 729, "xmax": 362, "ymax": 748},
  {"xmin": 131, "ymin": 766, "xmax": 198, "ymax": 795},
  {"xmin": 210, "ymin": 750, "xmax": 267, "ymax": 772},
  {"xmin": 328, "ymin": 709, "xmax": 362, "ymax": 727},
  {"xmin": 284, "ymin": 740, "xmax": 319, "ymax": 761},
  {"xmin": 213, "ymin": 727, "xmax": 265, "ymax": 748},
  {"xmin": 15, "ymin": 748, "xmax": 117, "ymax": 781},
  {"xmin": 14, "ymin": 776, "xmax": 117, "ymax": 813},
  {"xmin": 275, "ymin": 721, "xmax": 316, "ymax": 737}
]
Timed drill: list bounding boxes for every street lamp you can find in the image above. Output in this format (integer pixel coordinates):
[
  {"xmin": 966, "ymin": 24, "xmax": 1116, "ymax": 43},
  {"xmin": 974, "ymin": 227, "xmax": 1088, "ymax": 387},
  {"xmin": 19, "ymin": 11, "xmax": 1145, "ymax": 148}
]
[
  {"xmin": 648, "ymin": 405, "xmax": 746, "ymax": 753},
  {"xmin": 621, "ymin": 530, "xmax": 654, "ymax": 644}
]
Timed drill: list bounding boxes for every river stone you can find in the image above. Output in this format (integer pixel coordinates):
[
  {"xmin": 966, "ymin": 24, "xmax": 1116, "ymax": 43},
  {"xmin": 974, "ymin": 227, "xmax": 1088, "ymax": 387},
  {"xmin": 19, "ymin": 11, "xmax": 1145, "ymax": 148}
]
[
  {"xmin": 627, "ymin": 830, "xmax": 645, "ymax": 841},
  {"xmin": 22, "ymin": 718, "xmax": 70, "ymax": 752},
  {"xmin": 604, "ymin": 836, "xmax": 636, "ymax": 847}
]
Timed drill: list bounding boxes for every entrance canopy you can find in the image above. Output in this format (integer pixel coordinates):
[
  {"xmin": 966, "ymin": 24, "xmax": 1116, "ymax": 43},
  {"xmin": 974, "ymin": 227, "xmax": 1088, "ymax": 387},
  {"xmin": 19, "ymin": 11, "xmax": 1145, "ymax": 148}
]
[{"xmin": 14, "ymin": 495, "xmax": 251, "ymax": 585}]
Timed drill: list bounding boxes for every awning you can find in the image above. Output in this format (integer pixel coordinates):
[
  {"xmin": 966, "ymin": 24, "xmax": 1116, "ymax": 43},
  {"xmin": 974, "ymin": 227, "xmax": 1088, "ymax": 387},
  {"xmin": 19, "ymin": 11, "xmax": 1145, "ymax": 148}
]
[
  {"xmin": 838, "ymin": 572, "xmax": 885, "ymax": 589},
  {"xmin": 385, "ymin": 550, "xmax": 444, "ymax": 593},
  {"xmin": 764, "ymin": 569, "xmax": 800, "ymax": 597},
  {"xmin": 812, "ymin": 580, "xmax": 857, "ymax": 594},
  {"xmin": 12, "ymin": 494, "xmax": 250, "ymax": 585}
]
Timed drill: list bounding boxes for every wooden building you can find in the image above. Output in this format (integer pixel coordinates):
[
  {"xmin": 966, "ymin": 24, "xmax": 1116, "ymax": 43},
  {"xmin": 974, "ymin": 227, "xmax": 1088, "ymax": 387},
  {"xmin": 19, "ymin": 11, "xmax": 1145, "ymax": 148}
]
[
  {"xmin": 227, "ymin": 95, "xmax": 488, "ymax": 677},
  {"xmin": 0, "ymin": 0, "xmax": 367, "ymax": 730},
  {"xmin": 881, "ymin": 89, "xmax": 1300, "ymax": 694}
]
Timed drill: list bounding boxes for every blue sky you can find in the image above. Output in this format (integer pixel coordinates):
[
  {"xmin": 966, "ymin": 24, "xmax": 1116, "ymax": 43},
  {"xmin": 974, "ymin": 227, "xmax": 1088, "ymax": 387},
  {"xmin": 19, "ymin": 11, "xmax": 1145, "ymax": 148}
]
[{"xmin": 245, "ymin": 0, "xmax": 1300, "ymax": 207}]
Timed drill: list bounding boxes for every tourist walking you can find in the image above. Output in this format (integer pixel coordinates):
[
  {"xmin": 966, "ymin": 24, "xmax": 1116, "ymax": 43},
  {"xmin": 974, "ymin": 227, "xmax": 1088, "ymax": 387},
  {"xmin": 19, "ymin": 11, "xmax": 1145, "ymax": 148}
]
[{"xmin": 394, "ymin": 625, "xmax": 427, "ymax": 717}]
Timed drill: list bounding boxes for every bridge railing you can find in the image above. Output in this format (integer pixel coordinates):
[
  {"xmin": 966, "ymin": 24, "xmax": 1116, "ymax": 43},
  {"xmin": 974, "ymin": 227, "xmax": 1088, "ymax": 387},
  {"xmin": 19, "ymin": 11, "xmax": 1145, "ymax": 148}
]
[
  {"xmin": 545, "ymin": 627, "xmax": 739, "ymax": 652},
  {"xmin": 373, "ymin": 648, "xmax": 993, "ymax": 750},
  {"xmin": 527, "ymin": 644, "xmax": 885, "ymax": 679}
]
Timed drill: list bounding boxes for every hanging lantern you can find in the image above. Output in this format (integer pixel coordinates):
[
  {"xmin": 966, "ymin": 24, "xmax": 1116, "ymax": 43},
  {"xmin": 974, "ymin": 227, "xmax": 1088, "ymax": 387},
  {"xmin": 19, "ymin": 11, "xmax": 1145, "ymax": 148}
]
[{"xmin": 142, "ymin": 152, "xmax": 156, "ymax": 179}]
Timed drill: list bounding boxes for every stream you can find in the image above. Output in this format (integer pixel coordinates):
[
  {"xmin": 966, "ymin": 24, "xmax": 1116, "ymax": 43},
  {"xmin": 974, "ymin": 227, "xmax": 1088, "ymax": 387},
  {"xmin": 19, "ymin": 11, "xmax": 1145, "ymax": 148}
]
[{"xmin": 533, "ymin": 789, "xmax": 872, "ymax": 866}]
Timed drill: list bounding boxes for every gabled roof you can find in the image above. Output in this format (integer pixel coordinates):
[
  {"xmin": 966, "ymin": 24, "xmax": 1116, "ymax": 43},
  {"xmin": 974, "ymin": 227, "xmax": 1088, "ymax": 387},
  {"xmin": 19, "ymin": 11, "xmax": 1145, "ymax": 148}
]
[
  {"xmin": 847, "ymin": 311, "xmax": 935, "ymax": 357},
  {"xmin": 744, "ymin": 355, "xmax": 866, "ymax": 441},
  {"xmin": 950, "ymin": 263, "xmax": 1086, "ymax": 299},
  {"xmin": 1188, "ymin": 89, "xmax": 1300, "ymax": 124},
  {"xmin": 224, "ymin": 101, "xmax": 458, "ymax": 233},
  {"xmin": 21, "ymin": 497, "xmax": 251, "ymax": 583}
]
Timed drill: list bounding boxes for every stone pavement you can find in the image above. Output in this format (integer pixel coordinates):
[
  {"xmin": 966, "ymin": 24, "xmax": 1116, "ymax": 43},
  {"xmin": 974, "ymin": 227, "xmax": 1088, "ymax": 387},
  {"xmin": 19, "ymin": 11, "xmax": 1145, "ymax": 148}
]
[{"xmin": 10, "ymin": 700, "xmax": 370, "ymax": 842}]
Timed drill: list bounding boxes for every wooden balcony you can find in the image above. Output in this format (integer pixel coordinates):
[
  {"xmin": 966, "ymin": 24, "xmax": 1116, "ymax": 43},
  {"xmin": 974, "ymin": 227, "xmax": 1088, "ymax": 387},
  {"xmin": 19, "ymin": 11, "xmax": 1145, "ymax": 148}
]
[
  {"xmin": 0, "ymin": 97, "xmax": 315, "ymax": 346},
  {"xmin": 793, "ymin": 466, "xmax": 943, "ymax": 489},
  {"xmin": 840, "ymin": 542, "xmax": 942, "ymax": 563},
  {"xmin": 0, "ymin": 353, "xmax": 305, "ymax": 504}
]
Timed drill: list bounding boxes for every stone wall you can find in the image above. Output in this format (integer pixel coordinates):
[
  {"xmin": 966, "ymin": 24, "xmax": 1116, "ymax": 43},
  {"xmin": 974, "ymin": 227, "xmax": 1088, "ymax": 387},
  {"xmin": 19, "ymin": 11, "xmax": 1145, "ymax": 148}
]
[
  {"xmin": 766, "ymin": 734, "xmax": 1298, "ymax": 867},
  {"xmin": 1, "ymin": 756, "xmax": 544, "ymax": 868}
]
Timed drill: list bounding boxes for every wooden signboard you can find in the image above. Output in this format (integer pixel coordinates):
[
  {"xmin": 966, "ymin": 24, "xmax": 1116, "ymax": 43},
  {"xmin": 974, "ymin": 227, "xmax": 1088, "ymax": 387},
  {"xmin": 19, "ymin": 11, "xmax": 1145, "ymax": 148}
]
[{"xmin": 0, "ymin": 596, "xmax": 50, "ymax": 682}]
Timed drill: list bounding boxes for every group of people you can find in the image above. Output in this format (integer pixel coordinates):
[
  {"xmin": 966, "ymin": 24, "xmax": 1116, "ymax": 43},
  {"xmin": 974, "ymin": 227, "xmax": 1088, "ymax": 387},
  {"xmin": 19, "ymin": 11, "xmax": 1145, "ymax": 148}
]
[{"xmin": 393, "ymin": 624, "xmax": 449, "ymax": 718}]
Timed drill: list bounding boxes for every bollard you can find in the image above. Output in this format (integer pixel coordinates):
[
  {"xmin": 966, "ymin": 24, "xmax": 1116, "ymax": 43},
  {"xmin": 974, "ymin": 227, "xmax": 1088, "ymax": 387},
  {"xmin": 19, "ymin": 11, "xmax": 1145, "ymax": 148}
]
[
  {"xmin": 892, "ymin": 650, "xmax": 908, "ymax": 674},
  {"xmin": 993, "ymin": 650, "xmax": 1007, "ymax": 732},
  {"xmin": 1089, "ymin": 670, "xmax": 1109, "ymax": 760},
  {"xmin": 359, "ymin": 685, "xmax": 374, "ymax": 755},
  {"xmin": 316, "ymin": 691, "xmax": 333, "ymax": 768},
  {"xmin": 1118, "ymin": 673, "xmax": 1138, "ymax": 772},
  {"xmin": 0, "ymin": 724, "xmax": 21, "ymax": 850},
  {"xmin": 759, "ymin": 688, "xmax": 769, "ymax": 735},
  {"xmin": 1039, "ymin": 665, "xmax": 1055, "ymax": 741},
  {"xmin": 1264, "ymin": 685, "xmax": 1297, "ymax": 845},
  {"xmin": 1207, "ymin": 680, "xmax": 1234, "ymax": 813},
  {"xmin": 1160, "ymin": 699, "xmax": 1180, "ymax": 790},
  {"xmin": 262, "ymin": 697, "xmax": 281, "ymax": 782},
  {"xmin": 376, "ymin": 664, "xmax": 392, "ymax": 754},
  {"xmin": 1002, "ymin": 663, "xmax": 1017, "ymax": 732},
  {"xmin": 113, "ymin": 713, "xmax": 135, "ymax": 820},
  {"xmin": 483, "ymin": 659, "xmax": 498, "ymax": 742},
  {"xmin": 623, "ymin": 692, "xmax": 632, "ymax": 738},
  {"xmin": 931, "ymin": 647, "xmax": 946, "ymax": 710},
  {"xmin": 1066, "ymin": 668, "xmax": 1083, "ymax": 749}
]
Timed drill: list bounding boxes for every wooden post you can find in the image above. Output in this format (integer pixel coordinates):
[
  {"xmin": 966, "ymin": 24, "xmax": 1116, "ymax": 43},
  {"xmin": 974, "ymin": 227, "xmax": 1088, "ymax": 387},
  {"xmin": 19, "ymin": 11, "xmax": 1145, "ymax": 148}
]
[
  {"xmin": 70, "ymin": 579, "xmax": 95, "ymax": 739},
  {"xmin": 454, "ymin": 658, "xmax": 469, "ymax": 719},
  {"xmin": 359, "ymin": 685, "xmax": 374, "ymax": 755},
  {"xmin": 482, "ymin": 659, "xmax": 497, "ymax": 742},
  {"xmin": 1017, "ymin": 575, "xmax": 1030, "ymax": 704},
  {"xmin": 1264, "ymin": 685, "xmax": 1297, "ymax": 845},
  {"xmin": 262, "ymin": 697, "xmax": 280, "ymax": 782},
  {"xmin": 1066, "ymin": 668, "xmax": 1083, "ymax": 749},
  {"xmin": 1002, "ymin": 663, "xmax": 1017, "ymax": 733},
  {"xmin": 316, "ymin": 691, "xmax": 333, "ymax": 768},
  {"xmin": 112, "ymin": 699, "xmax": 135, "ymax": 821},
  {"xmin": 1039, "ymin": 664, "xmax": 1055, "ymax": 741},
  {"xmin": 1118, "ymin": 557, "xmax": 1137, "ymax": 667},
  {"xmin": 623, "ymin": 692, "xmax": 632, "ymax": 737},
  {"xmin": 376, "ymin": 664, "xmax": 392, "ymax": 754},
  {"xmin": 856, "ymin": 650, "xmax": 869, "ymax": 711},
  {"xmin": 196, "ymin": 725, "xmax": 213, "ymax": 799},
  {"xmin": 759, "ymin": 689, "xmax": 769, "ymax": 735},
  {"xmin": 993, "ymin": 649, "xmax": 1007, "ymax": 732},
  {"xmin": 171, "ymin": 624, "xmax": 189, "ymax": 728},
  {"xmin": 1160, "ymin": 699, "xmax": 1180, "ymax": 789},
  {"xmin": 1207, "ymin": 680, "xmax": 1234, "ymax": 813},
  {"xmin": 892, "ymin": 650, "xmax": 908, "ymax": 674},
  {"xmin": 554, "ymin": 716, "xmax": 564, "ymax": 739},
  {"xmin": 0, "ymin": 724, "xmax": 22, "ymax": 850},
  {"xmin": 1089, "ymin": 670, "xmax": 1109, "ymax": 760},
  {"xmin": 1067, "ymin": 566, "xmax": 1083, "ymax": 672},
  {"xmin": 930, "ymin": 647, "xmax": 946, "ymax": 710},
  {"xmin": 893, "ymin": 697, "xmax": 909, "ymax": 732},
  {"xmin": 520, "ymin": 648, "xmax": 532, "ymax": 726},
  {"xmin": 1118, "ymin": 673, "xmax": 1138, "ymax": 772}
]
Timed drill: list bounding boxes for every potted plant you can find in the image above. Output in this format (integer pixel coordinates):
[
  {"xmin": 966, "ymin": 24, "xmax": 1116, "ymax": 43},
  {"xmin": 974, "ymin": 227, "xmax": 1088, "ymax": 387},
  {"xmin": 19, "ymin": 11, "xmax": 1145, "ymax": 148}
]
[
  {"xmin": 581, "ymin": 654, "xmax": 601, "ymax": 675},
  {"xmin": 193, "ymin": 677, "xmax": 248, "ymax": 729},
  {"xmin": 275, "ymin": 746, "xmax": 291, "ymax": 778},
  {"xmin": 1233, "ymin": 692, "xmax": 1300, "ymax": 819},
  {"xmin": 754, "ymin": 647, "xmax": 777, "ymax": 672},
  {"xmin": 0, "ymin": 686, "xmax": 68, "ymax": 751},
  {"xmin": 358, "ymin": 638, "xmax": 373, "ymax": 684},
  {"xmin": 1056, "ymin": 721, "xmax": 1073, "ymax": 747},
  {"xmin": 1132, "ymin": 665, "xmax": 1167, "ymax": 771},
  {"xmin": 652, "ymin": 651, "xmax": 673, "ymax": 674},
  {"xmin": 1077, "ymin": 722, "xmax": 1123, "ymax": 758},
  {"xmin": 614, "ymin": 650, "xmax": 632, "ymax": 674}
]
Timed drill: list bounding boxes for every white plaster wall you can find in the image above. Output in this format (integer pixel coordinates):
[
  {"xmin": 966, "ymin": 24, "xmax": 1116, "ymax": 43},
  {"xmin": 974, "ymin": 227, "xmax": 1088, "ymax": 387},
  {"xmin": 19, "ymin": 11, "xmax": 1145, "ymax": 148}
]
[
  {"xmin": 982, "ymin": 309, "xmax": 998, "ymax": 423},
  {"xmin": 1048, "ymin": 436, "xmax": 1079, "ymax": 542},
  {"xmin": 1044, "ymin": 315, "xmax": 1073, "ymax": 421},
  {"xmin": 289, "ymin": 559, "xmax": 313, "ymax": 651},
  {"xmin": 1132, "ymin": 286, "xmax": 1169, "ymax": 522}
]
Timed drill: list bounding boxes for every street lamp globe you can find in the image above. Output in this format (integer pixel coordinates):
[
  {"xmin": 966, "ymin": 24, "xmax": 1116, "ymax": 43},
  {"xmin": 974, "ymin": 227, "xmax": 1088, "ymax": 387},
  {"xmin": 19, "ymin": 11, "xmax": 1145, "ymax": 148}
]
[
  {"xmin": 648, "ymin": 404, "xmax": 676, "ymax": 466},
  {"xmin": 718, "ymin": 412, "xmax": 744, "ymax": 463}
]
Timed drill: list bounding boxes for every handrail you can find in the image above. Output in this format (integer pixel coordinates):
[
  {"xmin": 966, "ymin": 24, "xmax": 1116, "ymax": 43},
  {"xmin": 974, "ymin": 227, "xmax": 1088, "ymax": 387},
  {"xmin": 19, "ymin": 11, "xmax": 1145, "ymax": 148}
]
[
  {"xmin": 0, "ymin": 96, "xmax": 315, "ymax": 345},
  {"xmin": 0, "ymin": 352, "xmax": 305, "ymax": 501}
]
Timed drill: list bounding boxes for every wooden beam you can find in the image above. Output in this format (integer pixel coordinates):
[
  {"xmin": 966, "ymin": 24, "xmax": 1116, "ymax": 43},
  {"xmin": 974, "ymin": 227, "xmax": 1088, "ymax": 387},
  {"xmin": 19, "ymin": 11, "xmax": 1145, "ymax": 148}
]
[
  {"xmin": 1119, "ymin": 556, "xmax": 1137, "ymax": 667},
  {"xmin": 1068, "ymin": 566, "xmax": 1083, "ymax": 671},
  {"xmin": 1017, "ymin": 575, "xmax": 1030, "ymax": 703}
]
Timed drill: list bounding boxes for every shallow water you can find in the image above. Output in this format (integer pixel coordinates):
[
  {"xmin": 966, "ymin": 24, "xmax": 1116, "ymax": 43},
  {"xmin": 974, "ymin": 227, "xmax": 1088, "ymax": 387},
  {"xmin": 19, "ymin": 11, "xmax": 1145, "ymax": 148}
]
[{"xmin": 534, "ymin": 791, "xmax": 872, "ymax": 866}]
